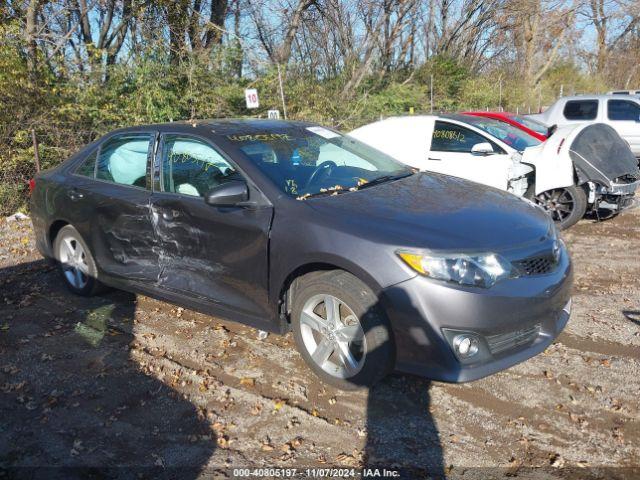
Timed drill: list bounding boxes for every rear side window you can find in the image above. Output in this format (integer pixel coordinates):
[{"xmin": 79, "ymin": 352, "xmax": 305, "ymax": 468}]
[
  {"xmin": 97, "ymin": 134, "xmax": 153, "ymax": 188},
  {"xmin": 75, "ymin": 150, "xmax": 97, "ymax": 177},
  {"xmin": 161, "ymin": 135, "xmax": 240, "ymax": 197},
  {"xmin": 563, "ymin": 100, "xmax": 598, "ymax": 120},
  {"xmin": 607, "ymin": 100, "xmax": 640, "ymax": 121},
  {"xmin": 431, "ymin": 121, "xmax": 491, "ymax": 153}
]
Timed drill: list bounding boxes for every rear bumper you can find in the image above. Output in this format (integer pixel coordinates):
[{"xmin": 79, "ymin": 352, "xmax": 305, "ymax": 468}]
[
  {"xmin": 381, "ymin": 250, "xmax": 573, "ymax": 383},
  {"xmin": 30, "ymin": 209, "xmax": 53, "ymax": 259}
]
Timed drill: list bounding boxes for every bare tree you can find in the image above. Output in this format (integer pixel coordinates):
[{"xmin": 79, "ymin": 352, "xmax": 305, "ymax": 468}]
[
  {"xmin": 582, "ymin": 0, "xmax": 640, "ymax": 74},
  {"xmin": 25, "ymin": 0, "xmax": 39, "ymax": 75},
  {"xmin": 503, "ymin": 0, "xmax": 578, "ymax": 87},
  {"xmin": 246, "ymin": 0, "xmax": 317, "ymax": 65}
]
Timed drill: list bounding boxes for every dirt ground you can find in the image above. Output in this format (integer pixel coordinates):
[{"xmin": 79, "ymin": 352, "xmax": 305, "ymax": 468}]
[{"xmin": 1, "ymin": 208, "xmax": 639, "ymax": 479}]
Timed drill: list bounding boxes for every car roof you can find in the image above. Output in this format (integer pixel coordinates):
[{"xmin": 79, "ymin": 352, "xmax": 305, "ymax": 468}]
[
  {"xmin": 371, "ymin": 114, "xmax": 470, "ymax": 124},
  {"xmin": 556, "ymin": 94, "xmax": 640, "ymax": 101},
  {"xmin": 107, "ymin": 118, "xmax": 318, "ymax": 136},
  {"xmin": 463, "ymin": 111, "xmax": 514, "ymax": 117},
  {"xmin": 441, "ymin": 113, "xmax": 496, "ymax": 123}
]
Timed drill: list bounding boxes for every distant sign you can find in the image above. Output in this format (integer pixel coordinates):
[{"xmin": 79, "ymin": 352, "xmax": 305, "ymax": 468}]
[
  {"xmin": 245, "ymin": 89, "xmax": 259, "ymax": 109},
  {"xmin": 267, "ymin": 109, "xmax": 280, "ymax": 119}
]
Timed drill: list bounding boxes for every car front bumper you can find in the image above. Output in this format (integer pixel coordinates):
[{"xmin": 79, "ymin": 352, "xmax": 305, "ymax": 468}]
[
  {"xmin": 608, "ymin": 179, "xmax": 640, "ymax": 196},
  {"xmin": 597, "ymin": 179, "xmax": 639, "ymax": 211},
  {"xmin": 381, "ymin": 250, "xmax": 573, "ymax": 382}
]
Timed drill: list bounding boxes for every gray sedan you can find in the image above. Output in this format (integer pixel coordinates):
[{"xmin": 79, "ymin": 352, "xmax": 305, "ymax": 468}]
[{"xmin": 29, "ymin": 119, "xmax": 572, "ymax": 389}]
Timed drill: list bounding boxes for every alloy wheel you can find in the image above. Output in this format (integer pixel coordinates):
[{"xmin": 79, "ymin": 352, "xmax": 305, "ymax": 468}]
[
  {"xmin": 57, "ymin": 233, "xmax": 90, "ymax": 289},
  {"xmin": 299, "ymin": 294, "xmax": 366, "ymax": 379},
  {"xmin": 535, "ymin": 188, "xmax": 576, "ymax": 222}
]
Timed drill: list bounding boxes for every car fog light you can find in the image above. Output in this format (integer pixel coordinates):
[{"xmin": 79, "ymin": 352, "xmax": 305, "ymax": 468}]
[{"xmin": 453, "ymin": 334, "xmax": 479, "ymax": 358}]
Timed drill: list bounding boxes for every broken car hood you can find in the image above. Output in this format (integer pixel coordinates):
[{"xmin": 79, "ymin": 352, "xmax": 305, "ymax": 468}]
[
  {"xmin": 305, "ymin": 173, "xmax": 552, "ymax": 252},
  {"xmin": 568, "ymin": 123, "xmax": 640, "ymax": 187}
]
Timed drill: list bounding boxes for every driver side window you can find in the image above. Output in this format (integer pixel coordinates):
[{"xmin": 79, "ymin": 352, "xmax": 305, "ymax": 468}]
[
  {"xmin": 161, "ymin": 135, "xmax": 238, "ymax": 197},
  {"xmin": 431, "ymin": 121, "xmax": 492, "ymax": 153}
]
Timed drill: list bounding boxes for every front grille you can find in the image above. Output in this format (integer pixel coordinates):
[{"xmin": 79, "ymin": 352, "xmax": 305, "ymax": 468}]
[
  {"xmin": 486, "ymin": 324, "xmax": 541, "ymax": 355},
  {"xmin": 513, "ymin": 254, "xmax": 557, "ymax": 276}
]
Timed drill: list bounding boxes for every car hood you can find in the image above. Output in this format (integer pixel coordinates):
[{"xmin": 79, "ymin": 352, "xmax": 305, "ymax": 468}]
[
  {"xmin": 305, "ymin": 173, "xmax": 553, "ymax": 251},
  {"xmin": 568, "ymin": 123, "xmax": 640, "ymax": 186}
]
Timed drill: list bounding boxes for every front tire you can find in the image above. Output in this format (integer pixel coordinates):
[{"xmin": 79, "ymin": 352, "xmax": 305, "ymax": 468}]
[
  {"xmin": 53, "ymin": 225, "xmax": 104, "ymax": 296},
  {"xmin": 291, "ymin": 270, "xmax": 394, "ymax": 390},
  {"xmin": 533, "ymin": 185, "xmax": 587, "ymax": 230}
]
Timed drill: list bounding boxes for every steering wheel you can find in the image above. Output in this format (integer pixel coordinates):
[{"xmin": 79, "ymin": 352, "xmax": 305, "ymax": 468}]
[{"xmin": 306, "ymin": 160, "xmax": 337, "ymax": 188}]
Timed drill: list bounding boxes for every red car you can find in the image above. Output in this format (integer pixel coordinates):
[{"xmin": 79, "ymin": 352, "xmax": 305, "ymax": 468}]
[{"xmin": 464, "ymin": 111, "xmax": 549, "ymax": 141}]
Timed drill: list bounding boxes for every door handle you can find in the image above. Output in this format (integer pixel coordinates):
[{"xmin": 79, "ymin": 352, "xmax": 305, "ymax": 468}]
[
  {"xmin": 67, "ymin": 189, "xmax": 84, "ymax": 201},
  {"xmin": 428, "ymin": 157, "xmax": 442, "ymax": 161},
  {"xmin": 162, "ymin": 209, "xmax": 181, "ymax": 220}
]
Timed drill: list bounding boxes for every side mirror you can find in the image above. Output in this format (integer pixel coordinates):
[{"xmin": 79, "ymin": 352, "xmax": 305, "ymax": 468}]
[
  {"xmin": 204, "ymin": 180, "xmax": 249, "ymax": 207},
  {"xmin": 471, "ymin": 142, "xmax": 495, "ymax": 155}
]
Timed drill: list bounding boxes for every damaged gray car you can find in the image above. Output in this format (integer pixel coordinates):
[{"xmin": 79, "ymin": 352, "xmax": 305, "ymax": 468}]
[{"xmin": 30, "ymin": 120, "xmax": 572, "ymax": 389}]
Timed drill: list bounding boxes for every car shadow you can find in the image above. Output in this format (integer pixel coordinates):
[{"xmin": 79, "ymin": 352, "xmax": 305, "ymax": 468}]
[
  {"xmin": 622, "ymin": 310, "xmax": 640, "ymax": 327},
  {"xmin": 0, "ymin": 260, "xmax": 216, "ymax": 477},
  {"xmin": 354, "ymin": 291, "xmax": 445, "ymax": 477},
  {"xmin": 1, "ymin": 259, "xmax": 446, "ymax": 475},
  {"xmin": 583, "ymin": 208, "xmax": 619, "ymax": 223},
  {"xmin": 364, "ymin": 376, "xmax": 443, "ymax": 477}
]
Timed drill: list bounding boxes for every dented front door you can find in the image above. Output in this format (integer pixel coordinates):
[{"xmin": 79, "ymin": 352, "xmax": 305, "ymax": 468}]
[
  {"xmin": 149, "ymin": 193, "xmax": 273, "ymax": 320},
  {"xmin": 149, "ymin": 133, "xmax": 273, "ymax": 321}
]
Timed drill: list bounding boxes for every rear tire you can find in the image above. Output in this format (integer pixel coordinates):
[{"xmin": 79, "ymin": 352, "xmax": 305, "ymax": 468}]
[
  {"xmin": 291, "ymin": 270, "xmax": 394, "ymax": 390},
  {"xmin": 533, "ymin": 185, "xmax": 587, "ymax": 230},
  {"xmin": 53, "ymin": 225, "xmax": 105, "ymax": 296}
]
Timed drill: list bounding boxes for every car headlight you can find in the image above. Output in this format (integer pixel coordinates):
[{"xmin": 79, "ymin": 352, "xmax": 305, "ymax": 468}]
[{"xmin": 397, "ymin": 250, "xmax": 516, "ymax": 288}]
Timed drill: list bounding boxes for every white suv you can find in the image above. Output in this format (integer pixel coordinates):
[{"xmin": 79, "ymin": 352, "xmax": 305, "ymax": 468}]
[{"xmin": 529, "ymin": 95, "xmax": 640, "ymax": 157}]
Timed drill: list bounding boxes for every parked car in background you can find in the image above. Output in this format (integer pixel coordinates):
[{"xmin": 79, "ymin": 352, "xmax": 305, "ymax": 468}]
[
  {"xmin": 529, "ymin": 95, "xmax": 640, "ymax": 157},
  {"xmin": 464, "ymin": 111, "xmax": 549, "ymax": 141},
  {"xmin": 349, "ymin": 115, "xmax": 640, "ymax": 229},
  {"xmin": 30, "ymin": 119, "xmax": 574, "ymax": 389}
]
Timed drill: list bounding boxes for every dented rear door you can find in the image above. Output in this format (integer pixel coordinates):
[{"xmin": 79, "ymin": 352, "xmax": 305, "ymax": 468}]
[{"xmin": 88, "ymin": 132, "xmax": 161, "ymax": 283}]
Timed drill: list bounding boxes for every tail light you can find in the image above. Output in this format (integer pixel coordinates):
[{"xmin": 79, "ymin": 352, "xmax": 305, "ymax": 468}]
[{"xmin": 28, "ymin": 178, "xmax": 36, "ymax": 194}]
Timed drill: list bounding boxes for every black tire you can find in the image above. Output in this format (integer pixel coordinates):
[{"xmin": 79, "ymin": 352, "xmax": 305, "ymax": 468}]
[
  {"xmin": 290, "ymin": 270, "xmax": 394, "ymax": 390},
  {"xmin": 53, "ymin": 225, "xmax": 105, "ymax": 296},
  {"xmin": 533, "ymin": 185, "xmax": 587, "ymax": 230}
]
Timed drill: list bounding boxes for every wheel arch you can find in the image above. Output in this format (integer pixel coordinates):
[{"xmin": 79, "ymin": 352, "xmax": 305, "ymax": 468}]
[
  {"xmin": 48, "ymin": 219, "xmax": 70, "ymax": 250},
  {"xmin": 276, "ymin": 259, "xmax": 384, "ymax": 327}
]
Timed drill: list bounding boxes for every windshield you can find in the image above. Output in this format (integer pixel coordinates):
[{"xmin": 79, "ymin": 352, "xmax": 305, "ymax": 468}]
[
  {"xmin": 510, "ymin": 115, "xmax": 548, "ymax": 136},
  {"xmin": 228, "ymin": 126, "xmax": 413, "ymax": 198},
  {"xmin": 462, "ymin": 116, "xmax": 541, "ymax": 151}
]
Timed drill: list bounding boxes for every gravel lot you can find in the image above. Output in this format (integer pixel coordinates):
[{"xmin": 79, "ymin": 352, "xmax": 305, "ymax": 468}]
[{"xmin": 1, "ymin": 209, "xmax": 639, "ymax": 479}]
